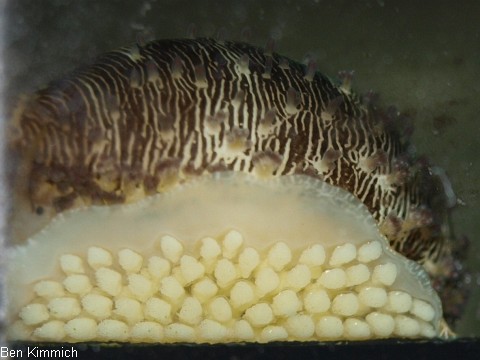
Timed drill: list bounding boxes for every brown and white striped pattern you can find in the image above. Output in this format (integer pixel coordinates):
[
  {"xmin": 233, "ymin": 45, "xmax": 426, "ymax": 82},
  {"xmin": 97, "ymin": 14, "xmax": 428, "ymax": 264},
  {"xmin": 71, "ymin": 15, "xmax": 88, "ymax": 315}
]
[{"xmin": 11, "ymin": 38, "xmax": 448, "ymax": 268}]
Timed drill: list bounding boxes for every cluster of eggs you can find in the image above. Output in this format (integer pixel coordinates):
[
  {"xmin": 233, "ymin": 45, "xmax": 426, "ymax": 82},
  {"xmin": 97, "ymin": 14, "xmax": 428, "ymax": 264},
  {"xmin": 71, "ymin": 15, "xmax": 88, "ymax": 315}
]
[{"xmin": 11, "ymin": 229, "xmax": 437, "ymax": 343}]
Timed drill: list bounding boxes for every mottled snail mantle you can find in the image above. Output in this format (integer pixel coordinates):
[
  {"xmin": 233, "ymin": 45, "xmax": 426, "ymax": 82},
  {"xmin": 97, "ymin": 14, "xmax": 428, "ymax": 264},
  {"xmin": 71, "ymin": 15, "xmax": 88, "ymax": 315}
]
[{"xmin": 8, "ymin": 38, "xmax": 458, "ymax": 342}]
